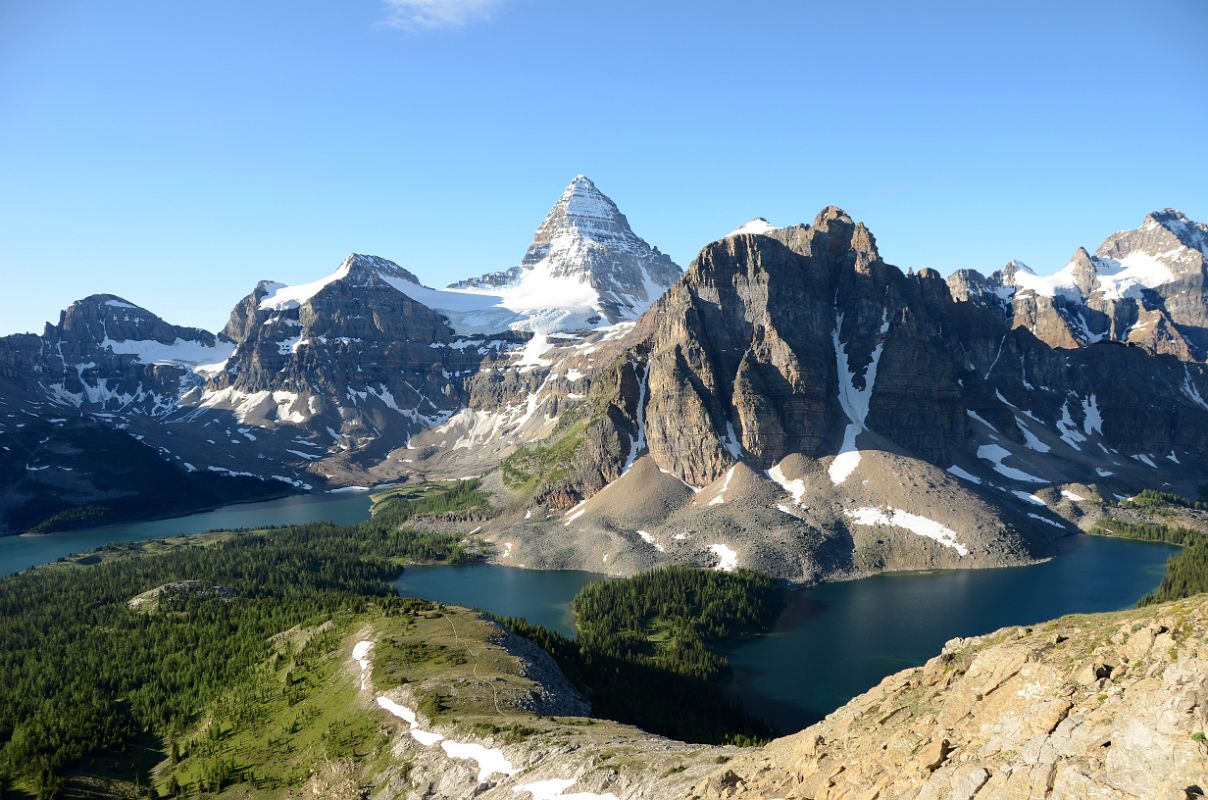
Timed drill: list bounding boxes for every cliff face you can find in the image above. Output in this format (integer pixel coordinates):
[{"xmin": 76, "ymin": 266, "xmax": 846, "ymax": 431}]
[{"xmin": 686, "ymin": 594, "xmax": 1208, "ymax": 800}]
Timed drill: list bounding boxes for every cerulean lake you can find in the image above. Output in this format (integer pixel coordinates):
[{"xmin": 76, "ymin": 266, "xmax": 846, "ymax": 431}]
[{"xmin": 0, "ymin": 496, "xmax": 1176, "ymax": 734}]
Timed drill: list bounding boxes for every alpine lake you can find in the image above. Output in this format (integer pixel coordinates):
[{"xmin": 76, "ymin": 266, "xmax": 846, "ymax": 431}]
[{"xmin": 0, "ymin": 491, "xmax": 1176, "ymax": 734}]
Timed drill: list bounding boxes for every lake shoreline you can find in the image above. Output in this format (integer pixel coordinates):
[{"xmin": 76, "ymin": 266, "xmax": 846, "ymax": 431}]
[{"xmin": 7, "ymin": 487, "xmax": 302, "ymax": 538}]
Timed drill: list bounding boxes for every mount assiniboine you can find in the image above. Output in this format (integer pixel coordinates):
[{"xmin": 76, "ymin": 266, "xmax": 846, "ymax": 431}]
[{"xmin": 2, "ymin": 179, "xmax": 1207, "ymax": 584}]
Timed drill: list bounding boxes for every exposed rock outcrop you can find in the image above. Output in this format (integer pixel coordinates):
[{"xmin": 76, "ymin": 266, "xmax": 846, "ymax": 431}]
[{"xmin": 685, "ymin": 594, "xmax": 1208, "ymax": 800}]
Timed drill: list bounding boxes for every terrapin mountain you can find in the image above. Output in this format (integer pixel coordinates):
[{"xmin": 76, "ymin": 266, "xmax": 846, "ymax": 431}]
[{"xmin": 2, "ymin": 180, "xmax": 1207, "ymax": 585}]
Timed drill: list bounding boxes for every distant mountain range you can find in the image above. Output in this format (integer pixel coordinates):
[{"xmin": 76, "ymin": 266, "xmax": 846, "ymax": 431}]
[{"xmin": 2, "ymin": 179, "xmax": 1207, "ymax": 585}]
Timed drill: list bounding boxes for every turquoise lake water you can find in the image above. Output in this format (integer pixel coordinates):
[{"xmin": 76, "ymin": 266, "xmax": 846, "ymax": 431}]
[{"xmin": 2, "ymin": 499, "xmax": 1175, "ymax": 734}]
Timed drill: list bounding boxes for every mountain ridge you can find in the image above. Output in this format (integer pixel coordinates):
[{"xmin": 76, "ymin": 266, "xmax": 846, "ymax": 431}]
[{"xmin": 2, "ymin": 195, "xmax": 1207, "ymax": 587}]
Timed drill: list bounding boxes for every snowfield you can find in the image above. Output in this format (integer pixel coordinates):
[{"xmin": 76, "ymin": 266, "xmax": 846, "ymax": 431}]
[
  {"xmin": 708, "ymin": 543, "xmax": 738, "ymax": 571},
  {"xmin": 844, "ymin": 507, "xmax": 969, "ymax": 557}
]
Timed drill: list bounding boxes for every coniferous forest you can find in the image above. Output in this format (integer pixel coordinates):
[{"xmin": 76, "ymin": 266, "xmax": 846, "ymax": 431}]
[{"xmin": 0, "ymin": 483, "xmax": 785, "ymax": 796}]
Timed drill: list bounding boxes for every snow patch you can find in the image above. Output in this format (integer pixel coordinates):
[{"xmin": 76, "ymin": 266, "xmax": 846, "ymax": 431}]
[
  {"xmin": 945, "ymin": 465, "xmax": 983, "ymax": 485},
  {"xmin": 708, "ymin": 543, "xmax": 738, "ymax": 571},
  {"xmin": 767, "ymin": 463, "xmax": 807, "ymax": 507},
  {"xmin": 726, "ymin": 217, "xmax": 775, "ymax": 237},
  {"xmin": 513, "ymin": 778, "xmax": 619, "ymax": 800},
  {"xmin": 1012, "ymin": 490, "xmax": 1047, "ymax": 507},
  {"xmin": 844, "ymin": 507, "xmax": 969, "ymax": 557},
  {"xmin": 828, "ymin": 423, "xmax": 862, "ymax": 485},
  {"xmin": 975, "ymin": 443, "xmax": 1047, "ymax": 483}
]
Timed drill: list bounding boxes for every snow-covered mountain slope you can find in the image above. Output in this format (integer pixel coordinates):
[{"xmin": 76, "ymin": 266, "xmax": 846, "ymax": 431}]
[
  {"xmin": 449, "ymin": 175, "xmax": 682, "ymax": 331},
  {"xmin": 0, "ymin": 294, "xmax": 231, "ymax": 416},
  {"xmin": 253, "ymin": 254, "xmax": 521, "ymax": 336},
  {"xmin": 949, "ymin": 209, "xmax": 1208, "ymax": 361}
]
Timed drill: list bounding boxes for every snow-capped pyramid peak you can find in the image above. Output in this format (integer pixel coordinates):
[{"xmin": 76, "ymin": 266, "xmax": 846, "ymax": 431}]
[
  {"xmin": 450, "ymin": 175, "xmax": 682, "ymax": 331},
  {"xmin": 523, "ymin": 174, "xmax": 644, "ymax": 270}
]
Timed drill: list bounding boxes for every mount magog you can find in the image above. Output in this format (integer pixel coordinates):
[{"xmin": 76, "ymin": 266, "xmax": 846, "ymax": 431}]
[{"xmin": 3, "ymin": 181, "xmax": 1208, "ymax": 585}]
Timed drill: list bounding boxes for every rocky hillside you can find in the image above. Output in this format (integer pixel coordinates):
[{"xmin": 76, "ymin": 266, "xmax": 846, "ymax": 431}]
[
  {"xmin": 270, "ymin": 593, "xmax": 1208, "ymax": 800},
  {"xmin": 685, "ymin": 593, "xmax": 1208, "ymax": 800}
]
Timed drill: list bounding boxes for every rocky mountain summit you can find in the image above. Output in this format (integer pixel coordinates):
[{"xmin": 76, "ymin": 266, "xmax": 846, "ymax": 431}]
[
  {"xmin": 450, "ymin": 175, "xmax": 682, "ymax": 330},
  {"xmin": 0, "ymin": 293, "xmax": 231, "ymax": 415},
  {"xmin": 949, "ymin": 209, "xmax": 1208, "ymax": 362}
]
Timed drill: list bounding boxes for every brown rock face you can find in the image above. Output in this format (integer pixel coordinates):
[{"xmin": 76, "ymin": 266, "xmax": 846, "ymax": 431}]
[
  {"xmin": 610, "ymin": 207, "xmax": 1208, "ymax": 492},
  {"xmin": 639, "ymin": 208, "xmax": 968, "ymax": 486}
]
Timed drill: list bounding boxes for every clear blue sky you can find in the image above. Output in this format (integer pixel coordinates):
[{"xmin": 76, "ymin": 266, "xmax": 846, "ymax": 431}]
[{"xmin": 2, "ymin": 0, "xmax": 1205, "ymax": 335}]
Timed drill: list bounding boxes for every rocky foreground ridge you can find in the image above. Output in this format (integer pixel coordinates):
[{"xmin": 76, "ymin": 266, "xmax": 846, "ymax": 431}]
[
  {"xmin": 683, "ymin": 593, "xmax": 1208, "ymax": 800},
  {"xmin": 416, "ymin": 594, "xmax": 1208, "ymax": 800},
  {"xmin": 323, "ymin": 594, "xmax": 1208, "ymax": 800}
]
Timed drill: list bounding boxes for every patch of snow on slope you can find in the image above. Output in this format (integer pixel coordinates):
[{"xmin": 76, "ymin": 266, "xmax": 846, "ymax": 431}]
[
  {"xmin": 767, "ymin": 463, "xmax": 807, "ymax": 507},
  {"xmin": 1028, "ymin": 512, "xmax": 1066, "ymax": 529},
  {"xmin": 359, "ymin": 640, "xmax": 517, "ymax": 780},
  {"xmin": 1016, "ymin": 419, "xmax": 1051, "ymax": 453},
  {"xmin": 1012, "ymin": 490, "xmax": 1046, "ymax": 506},
  {"xmin": 259, "ymin": 261, "xmax": 353, "ymax": 310},
  {"xmin": 515, "ymin": 333, "xmax": 555, "ymax": 370},
  {"xmin": 104, "ymin": 337, "xmax": 235, "ymax": 369},
  {"xmin": 1131, "ymin": 453, "xmax": 1158, "ymax": 468},
  {"xmin": 976, "ymin": 443, "xmax": 1047, "ymax": 483},
  {"xmin": 708, "ymin": 466, "xmax": 736, "ymax": 506},
  {"xmin": 708, "ymin": 543, "xmax": 738, "ymax": 571},
  {"xmin": 440, "ymin": 740, "xmax": 519, "ymax": 783},
  {"xmin": 726, "ymin": 218, "xmax": 775, "ymax": 237},
  {"xmin": 563, "ymin": 499, "xmax": 589, "ymax": 525},
  {"xmin": 946, "ymin": 465, "xmax": 983, "ymax": 485},
  {"xmin": 966, "ymin": 410, "xmax": 999, "ymax": 432},
  {"xmin": 352, "ymin": 640, "xmax": 374, "ymax": 691},
  {"xmin": 720, "ymin": 420, "xmax": 743, "ymax": 459},
  {"xmin": 829, "ymin": 310, "xmax": 889, "ymax": 484},
  {"xmin": 1081, "ymin": 394, "xmax": 1103, "ymax": 435},
  {"xmin": 621, "ymin": 361, "xmax": 648, "ymax": 474},
  {"xmin": 844, "ymin": 507, "xmax": 969, "ymax": 557},
  {"xmin": 1061, "ymin": 489, "xmax": 1086, "ymax": 502},
  {"xmin": 636, "ymin": 531, "xmax": 665, "ymax": 552},
  {"xmin": 829, "ymin": 423, "xmax": 862, "ymax": 485},
  {"xmin": 1056, "ymin": 402, "xmax": 1086, "ymax": 450},
  {"xmin": 513, "ymin": 778, "xmax": 619, "ymax": 800},
  {"xmin": 1182, "ymin": 367, "xmax": 1208, "ymax": 411}
]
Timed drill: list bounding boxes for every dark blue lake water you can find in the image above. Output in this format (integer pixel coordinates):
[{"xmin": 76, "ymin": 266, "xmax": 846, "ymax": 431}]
[
  {"xmin": 0, "ymin": 492, "xmax": 373, "ymax": 577},
  {"xmin": 393, "ymin": 535, "xmax": 1176, "ymax": 733}
]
